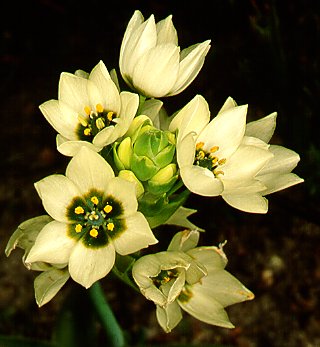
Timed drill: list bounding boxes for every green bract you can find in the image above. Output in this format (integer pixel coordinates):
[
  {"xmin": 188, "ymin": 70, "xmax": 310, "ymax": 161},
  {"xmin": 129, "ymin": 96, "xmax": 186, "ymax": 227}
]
[{"xmin": 113, "ymin": 115, "xmax": 178, "ymax": 196}]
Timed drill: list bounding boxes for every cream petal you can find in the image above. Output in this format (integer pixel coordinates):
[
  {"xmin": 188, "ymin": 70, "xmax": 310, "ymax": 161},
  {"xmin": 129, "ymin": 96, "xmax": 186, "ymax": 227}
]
[
  {"xmin": 169, "ymin": 95, "xmax": 210, "ymax": 141},
  {"xmin": 132, "ymin": 43, "xmax": 180, "ymax": 97},
  {"xmin": 58, "ymin": 72, "xmax": 89, "ymax": 114},
  {"xmin": 119, "ymin": 10, "xmax": 145, "ymax": 72},
  {"xmin": 156, "ymin": 302, "xmax": 183, "ymax": 333},
  {"xmin": 177, "ymin": 132, "xmax": 196, "ymax": 167},
  {"xmin": 191, "ymin": 270, "xmax": 254, "ymax": 307},
  {"xmin": 35, "ymin": 175, "xmax": 81, "ymax": 222},
  {"xmin": 258, "ymin": 145, "xmax": 301, "ymax": 175},
  {"xmin": 120, "ymin": 14, "xmax": 157, "ymax": 79},
  {"xmin": 222, "ymin": 193, "xmax": 268, "ymax": 213},
  {"xmin": 259, "ymin": 172, "xmax": 304, "ymax": 195},
  {"xmin": 26, "ymin": 221, "xmax": 75, "ymax": 264},
  {"xmin": 178, "ymin": 288, "xmax": 234, "ymax": 328},
  {"xmin": 167, "ymin": 229, "xmax": 200, "ymax": 252},
  {"xmin": 198, "ymin": 104, "xmax": 248, "ymax": 159},
  {"xmin": 56, "ymin": 135, "xmax": 101, "ymax": 157},
  {"xmin": 223, "ymin": 145, "xmax": 273, "ymax": 181},
  {"xmin": 169, "ymin": 40, "xmax": 211, "ymax": 96},
  {"xmin": 105, "ymin": 177, "xmax": 138, "ymax": 216},
  {"xmin": 66, "ymin": 146, "xmax": 114, "ymax": 194},
  {"xmin": 92, "ymin": 125, "xmax": 117, "ymax": 148},
  {"xmin": 39, "ymin": 100, "xmax": 79, "ymax": 140},
  {"xmin": 156, "ymin": 15, "xmax": 178, "ymax": 45},
  {"xmin": 217, "ymin": 96, "xmax": 237, "ymax": 114},
  {"xmin": 187, "ymin": 246, "xmax": 227, "ymax": 272},
  {"xmin": 180, "ymin": 166, "xmax": 224, "ymax": 197},
  {"xmin": 88, "ymin": 61, "xmax": 121, "ymax": 114},
  {"xmin": 69, "ymin": 242, "xmax": 116, "ymax": 288},
  {"xmin": 112, "ymin": 212, "xmax": 157, "ymax": 255},
  {"xmin": 245, "ymin": 112, "xmax": 277, "ymax": 143}
]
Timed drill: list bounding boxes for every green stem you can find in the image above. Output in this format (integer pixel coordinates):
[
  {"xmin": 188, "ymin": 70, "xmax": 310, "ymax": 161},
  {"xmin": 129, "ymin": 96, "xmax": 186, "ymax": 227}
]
[{"xmin": 88, "ymin": 282, "xmax": 125, "ymax": 347}]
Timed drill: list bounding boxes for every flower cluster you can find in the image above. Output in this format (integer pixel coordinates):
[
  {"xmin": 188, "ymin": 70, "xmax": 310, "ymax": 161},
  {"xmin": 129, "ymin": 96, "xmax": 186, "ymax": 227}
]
[{"xmin": 6, "ymin": 9, "xmax": 303, "ymax": 333}]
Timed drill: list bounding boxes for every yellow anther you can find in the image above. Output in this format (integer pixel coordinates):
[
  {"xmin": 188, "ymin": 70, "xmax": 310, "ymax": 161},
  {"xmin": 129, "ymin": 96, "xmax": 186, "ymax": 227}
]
[
  {"xmin": 104, "ymin": 205, "xmax": 113, "ymax": 214},
  {"xmin": 91, "ymin": 196, "xmax": 99, "ymax": 205},
  {"xmin": 107, "ymin": 222, "xmax": 115, "ymax": 231},
  {"xmin": 218, "ymin": 158, "xmax": 226, "ymax": 165},
  {"xmin": 96, "ymin": 103, "xmax": 104, "ymax": 113},
  {"xmin": 107, "ymin": 111, "xmax": 114, "ymax": 121},
  {"xmin": 84, "ymin": 128, "xmax": 91, "ymax": 136},
  {"xmin": 90, "ymin": 228, "xmax": 99, "ymax": 238},
  {"xmin": 78, "ymin": 115, "xmax": 88, "ymax": 127},
  {"xmin": 214, "ymin": 170, "xmax": 224, "ymax": 176},
  {"xmin": 96, "ymin": 117, "xmax": 105, "ymax": 130},
  {"xmin": 198, "ymin": 150, "xmax": 205, "ymax": 159},
  {"xmin": 75, "ymin": 206, "xmax": 85, "ymax": 214},
  {"xmin": 75, "ymin": 224, "xmax": 83, "ymax": 233},
  {"xmin": 84, "ymin": 106, "xmax": 91, "ymax": 115},
  {"xmin": 210, "ymin": 146, "xmax": 219, "ymax": 153},
  {"xmin": 196, "ymin": 142, "xmax": 204, "ymax": 150},
  {"xmin": 211, "ymin": 157, "xmax": 218, "ymax": 165}
]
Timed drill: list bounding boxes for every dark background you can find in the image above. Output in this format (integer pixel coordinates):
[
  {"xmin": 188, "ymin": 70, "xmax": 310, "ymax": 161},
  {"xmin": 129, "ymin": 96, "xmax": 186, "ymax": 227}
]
[{"xmin": 0, "ymin": 0, "xmax": 319, "ymax": 346}]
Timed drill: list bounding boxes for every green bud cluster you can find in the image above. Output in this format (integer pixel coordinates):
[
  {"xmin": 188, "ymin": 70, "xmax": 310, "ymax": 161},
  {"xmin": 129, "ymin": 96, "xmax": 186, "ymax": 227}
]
[{"xmin": 113, "ymin": 115, "xmax": 178, "ymax": 197}]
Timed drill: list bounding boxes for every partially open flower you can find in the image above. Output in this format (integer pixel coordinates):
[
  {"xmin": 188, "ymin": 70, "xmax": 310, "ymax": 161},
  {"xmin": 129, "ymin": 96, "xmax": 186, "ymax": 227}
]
[
  {"xmin": 169, "ymin": 95, "xmax": 303, "ymax": 213},
  {"xmin": 132, "ymin": 229, "xmax": 254, "ymax": 332},
  {"xmin": 40, "ymin": 60, "xmax": 139, "ymax": 156},
  {"xmin": 25, "ymin": 147, "xmax": 157, "ymax": 288},
  {"xmin": 119, "ymin": 10, "xmax": 211, "ymax": 98}
]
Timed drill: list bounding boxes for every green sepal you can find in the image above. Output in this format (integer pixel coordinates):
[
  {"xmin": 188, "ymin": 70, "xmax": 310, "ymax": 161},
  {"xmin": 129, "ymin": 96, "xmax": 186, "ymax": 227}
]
[
  {"xmin": 147, "ymin": 174, "xmax": 178, "ymax": 195},
  {"xmin": 34, "ymin": 267, "xmax": 70, "ymax": 307},
  {"xmin": 144, "ymin": 189, "xmax": 190, "ymax": 229},
  {"xmin": 5, "ymin": 215, "xmax": 52, "ymax": 263},
  {"xmin": 138, "ymin": 192, "xmax": 168, "ymax": 217}
]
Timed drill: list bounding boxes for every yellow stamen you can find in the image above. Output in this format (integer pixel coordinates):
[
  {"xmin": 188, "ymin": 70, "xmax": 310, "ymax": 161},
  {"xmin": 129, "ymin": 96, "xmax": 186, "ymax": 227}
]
[
  {"xmin": 90, "ymin": 228, "xmax": 99, "ymax": 238},
  {"xmin": 96, "ymin": 103, "xmax": 104, "ymax": 113},
  {"xmin": 104, "ymin": 205, "xmax": 113, "ymax": 214},
  {"xmin": 198, "ymin": 150, "xmax": 205, "ymax": 159},
  {"xmin": 210, "ymin": 146, "xmax": 219, "ymax": 153},
  {"xmin": 196, "ymin": 142, "xmax": 204, "ymax": 150},
  {"xmin": 107, "ymin": 111, "xmax": 114, "ymax": 121},
  {"xmin": 84, "ymin": 106, "xmax": 91, "ymax": 116},
  {"xmin": 75, "ymin": 206, "xmax": 85, "ymax": 214},
  {"xmin": 75, "ymin": 224, "xmax": 83, "ymax": 233},
  {"xmin": 218, "ymin": 158, "xmax": 226, "ymax": 165},
  {"xmin": 96, "ymin": 117, "xmax": 105, "ymax": 130},
  {"xmin": 211, "ymin": 157, "xmax": 218, "ymax": 165},
  {"xmin": 84, "ymin": 128, "xmax": 91, "ymax": 136},
  {"xmin": 91, "ymin": 196, "xmax": 99, "ymax": 205},
  {"xmin": 107, "ymin": 222, "xmax": 115, "ymax": 231},
  {"xmin": 78, "ymin": 115, "xmax": 88, "ymax": 127},
  {"xmin": 214, "ymin": 170, "xmax": 224, "ymax": 176}
]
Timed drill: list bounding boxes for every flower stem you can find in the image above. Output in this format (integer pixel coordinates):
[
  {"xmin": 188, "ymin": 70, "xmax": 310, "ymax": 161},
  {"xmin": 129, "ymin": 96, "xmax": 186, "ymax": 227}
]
[{"xmin": 88, "ymin": 281, "xmax": 125, "ymax": 347}]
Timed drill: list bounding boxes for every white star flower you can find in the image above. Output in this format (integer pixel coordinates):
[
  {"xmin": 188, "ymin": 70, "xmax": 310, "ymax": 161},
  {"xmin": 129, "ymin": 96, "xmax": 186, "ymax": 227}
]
[
  {"xmin": 132, "ymin": 230, "xmax": 254, "ymax": 332},
  {"xmin": 169, "ymin": 95, "xmax": 303, "ymax": 213},
  {"xmin": 39, "ymin": 60, "xmax": 139, "ymax": 156},
  {"xmin": 119, "ymin": 10, "xmax": 211, "ymax": 98},
  {"xmin": 26, "ymin": 147, "xmax": 158, "ymax": 288}
]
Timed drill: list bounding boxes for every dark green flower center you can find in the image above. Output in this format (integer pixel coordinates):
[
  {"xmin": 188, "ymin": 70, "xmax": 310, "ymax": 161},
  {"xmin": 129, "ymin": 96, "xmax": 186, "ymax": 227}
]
[
  {"xmin": 152, "ymin": 269, "xmax": 179, "ymax": 288},
  {"xmin": 66, "ymin": 189, "xmax": 125, "ymax": 248},
  {"xmin": 77, "ymin": 104, "xmax": 117, "ymax": 141},
  {"xmin": 194, "ymin": 142, "xmax": 226, "ymax": 176}
]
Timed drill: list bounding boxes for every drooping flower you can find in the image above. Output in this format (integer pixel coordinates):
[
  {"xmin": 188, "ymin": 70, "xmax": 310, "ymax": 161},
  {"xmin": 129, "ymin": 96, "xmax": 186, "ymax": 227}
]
[
  {"xmin": 39, "ymin": 60, "xmax": 139, "ymax": 156},
  {"xmin": 132, "ymin": 229, "xmax": 254, "ymax": 332},
  {"xmin": 169, "ymin": 95, "xmax": 303, "ymax": 213},
  {"xmin": 119, "ymin": 10, "xmax": 211, "ymax": 98},
  {"xmin": 25, "ymin": 147, "xmax": 158, "ymax": 288},
  {"xmin": 5, "ymin": 215, "xmax": 70, "ymax": 307}
]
